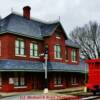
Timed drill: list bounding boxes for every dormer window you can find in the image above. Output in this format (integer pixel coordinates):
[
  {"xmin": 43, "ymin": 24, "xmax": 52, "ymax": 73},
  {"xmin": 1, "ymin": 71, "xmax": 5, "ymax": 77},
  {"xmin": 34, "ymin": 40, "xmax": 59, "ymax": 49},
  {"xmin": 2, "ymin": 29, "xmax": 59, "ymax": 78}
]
[{"xmin": 71, "ymin": 49, "xmax": 77, "ymax": 62}]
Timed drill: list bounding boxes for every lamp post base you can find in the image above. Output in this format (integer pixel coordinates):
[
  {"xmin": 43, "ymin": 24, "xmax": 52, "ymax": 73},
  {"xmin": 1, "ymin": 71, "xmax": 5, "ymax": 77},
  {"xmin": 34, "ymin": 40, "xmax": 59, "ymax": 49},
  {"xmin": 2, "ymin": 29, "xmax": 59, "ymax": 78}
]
[
  {"xmin": 84, "ymin": 87, "xmax": 87, "ymax": 92},
  {"xmin": 43, "ymin": 88, "xmax": 48, "ymax": 94}
]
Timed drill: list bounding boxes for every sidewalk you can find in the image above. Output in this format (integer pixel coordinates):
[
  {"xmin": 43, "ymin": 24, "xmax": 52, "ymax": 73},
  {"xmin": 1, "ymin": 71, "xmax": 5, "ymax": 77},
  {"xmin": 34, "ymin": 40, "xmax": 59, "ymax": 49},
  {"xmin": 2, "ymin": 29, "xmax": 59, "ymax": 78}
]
[
  {"xmin": 0, "ymin": 86, "xmax": 84, "ymax": 98},
  {"xmin": 51, "ymin": 86, "xmax": 84, "ymax": 93}
]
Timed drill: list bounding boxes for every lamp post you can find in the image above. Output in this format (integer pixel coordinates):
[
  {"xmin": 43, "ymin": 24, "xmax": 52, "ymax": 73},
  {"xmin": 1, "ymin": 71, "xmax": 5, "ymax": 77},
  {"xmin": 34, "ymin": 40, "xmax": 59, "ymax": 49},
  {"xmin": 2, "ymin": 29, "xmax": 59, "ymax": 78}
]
[
  {"xmin": 43, "ymin": 46, "xmax": 48, "ymax": 94},
  {"xmin": 39, "ymin": 46, "xmax": 48, "ymax": 93}
]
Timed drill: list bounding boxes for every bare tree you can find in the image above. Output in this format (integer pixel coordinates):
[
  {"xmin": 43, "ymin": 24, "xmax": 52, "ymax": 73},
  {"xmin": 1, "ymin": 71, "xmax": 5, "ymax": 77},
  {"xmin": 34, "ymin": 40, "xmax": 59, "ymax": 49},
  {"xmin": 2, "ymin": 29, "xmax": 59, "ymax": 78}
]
[{"xmin": 70, "ymin": 22, "xmax": 100, "ymax": 59}]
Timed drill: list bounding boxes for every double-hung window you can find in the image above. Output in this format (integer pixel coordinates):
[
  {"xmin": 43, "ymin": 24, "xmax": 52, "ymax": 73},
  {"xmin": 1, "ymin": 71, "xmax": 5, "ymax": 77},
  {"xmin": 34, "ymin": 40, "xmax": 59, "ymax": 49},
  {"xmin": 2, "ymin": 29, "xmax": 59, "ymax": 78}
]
[
  {"xmin": 0, "ymin": 73, "xmax": 2, "ymax": 86},
  {"xmin": 30, "ymin": 43, "xmax": 38, "ymax": 57},
  {"xmin": 15, "ymin": 39, "xmax": 25, "ymax": 56},
  {"xmin": 71, "ymin": 76, "xmax": 77, "ymax": 85},
  {"xmin": 54, "ymin": 76, "xmax": 62, "ymax": 85},
  {"xmin": 54, "ymin": 45, "xmax": 61, "ymax": 59},
  {"xmin": 71, "ymin": 49, "xmax": 77, "ymax": 62},
  {"xmin": 0, "ymin": 40, "xmax": 1, "ymax": 56},
  {"xmin": 14, "ymin": 73, "xmax": 25, "ymax": 87}
]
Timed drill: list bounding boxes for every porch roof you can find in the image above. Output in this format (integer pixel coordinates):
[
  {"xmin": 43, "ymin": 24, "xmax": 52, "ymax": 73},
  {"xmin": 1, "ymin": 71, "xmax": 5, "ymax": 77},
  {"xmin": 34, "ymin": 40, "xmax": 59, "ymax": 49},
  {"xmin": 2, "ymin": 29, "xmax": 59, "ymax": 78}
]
[{"xmin": 0, "ymin": 59, "xmax": 88, "ymax": 73}]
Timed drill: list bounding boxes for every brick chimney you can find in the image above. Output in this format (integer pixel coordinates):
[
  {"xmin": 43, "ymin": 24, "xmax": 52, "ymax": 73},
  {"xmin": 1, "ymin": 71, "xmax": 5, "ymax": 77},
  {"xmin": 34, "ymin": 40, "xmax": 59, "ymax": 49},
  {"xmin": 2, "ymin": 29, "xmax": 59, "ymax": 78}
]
[{"xmin": 23, "ymin": 6, "xmax": 31, "ymax": 19}]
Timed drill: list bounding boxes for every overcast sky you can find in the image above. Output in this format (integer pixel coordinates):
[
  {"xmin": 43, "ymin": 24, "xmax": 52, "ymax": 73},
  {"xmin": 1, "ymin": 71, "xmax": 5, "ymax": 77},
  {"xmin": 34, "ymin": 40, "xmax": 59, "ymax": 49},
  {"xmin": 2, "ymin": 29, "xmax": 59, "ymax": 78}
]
[{"xmin": 0, "ymin": 0, "xmax": 100, "ymax": 35}]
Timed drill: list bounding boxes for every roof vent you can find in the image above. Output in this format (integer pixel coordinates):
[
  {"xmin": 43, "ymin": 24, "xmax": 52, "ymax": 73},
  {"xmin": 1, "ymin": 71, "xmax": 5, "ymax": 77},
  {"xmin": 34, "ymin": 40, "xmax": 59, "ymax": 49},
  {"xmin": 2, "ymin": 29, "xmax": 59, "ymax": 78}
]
[{"xmin": 23, "ymin": 6, "xmax": 31, "ymax": 19}]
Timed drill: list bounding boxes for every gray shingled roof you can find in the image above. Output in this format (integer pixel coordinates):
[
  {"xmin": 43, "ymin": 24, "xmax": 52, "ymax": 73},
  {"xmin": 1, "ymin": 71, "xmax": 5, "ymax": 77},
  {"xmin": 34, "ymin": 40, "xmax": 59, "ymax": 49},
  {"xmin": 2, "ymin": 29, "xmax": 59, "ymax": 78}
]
[
  {"xmin": 0, "ymin": 13, "xmax": 78, "ymax": 48},
  {"xmin": 0, "ymin": 13, "xmax": 67, "ymax": 39},
  {"xmin": 65, "ymin": 40, "xmax": 80, "ymax": 48},
  {"xmin": 0, "ymin": 59, "xmax": 88, "ymax": 73}
]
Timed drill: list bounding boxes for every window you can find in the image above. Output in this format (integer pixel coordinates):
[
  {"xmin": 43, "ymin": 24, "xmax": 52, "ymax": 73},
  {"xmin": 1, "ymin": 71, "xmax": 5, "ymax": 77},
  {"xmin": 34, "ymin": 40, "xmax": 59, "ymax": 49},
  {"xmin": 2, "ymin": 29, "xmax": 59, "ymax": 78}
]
[
  {"xmin": 71, "ymin": 49, "xmax": 77, "ymax": 62},
  {"xmin": 66, "ymin": 48, "xmax": 69, "ymax": 60},
  {"xmin": 71, "ymin": 76, "xmax": 77, "ymax": 85},
  {"xmin": 54, "ymin": 76, "xmax": 62, "ymax": 85},
  {"xmin": 14, "ymin": 73, "xmax": 26, "ymax": 87},
  {"xmin": 30, "ymin": 43, "xmax": 38, "ymax": 57},
  {"xmin": 56, "ymin": 33, "xmax": 61, "ymax": 39},
  {"xmin": 0, "ymin": 73, "xmax": 2, "ymax": 86},
  {"xmin": 0, "ymin": 40, "xmax": 1, "ymax": 56},
  {"xmin": 14, "ymin": 77, "xmax": 19, "ymax": 86},
  {"xmin": 15, "ymin": 39, "xmax": 25, "ymax": 56},
  {"xmin": 54, "ymin": 45, "xmax": 61, "ymax": 59}
]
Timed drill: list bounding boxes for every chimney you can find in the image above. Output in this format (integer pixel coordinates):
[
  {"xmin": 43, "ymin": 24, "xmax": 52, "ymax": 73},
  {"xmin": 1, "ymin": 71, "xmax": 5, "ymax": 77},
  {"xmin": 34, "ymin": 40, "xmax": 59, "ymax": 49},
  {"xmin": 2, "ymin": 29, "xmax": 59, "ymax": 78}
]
[{"xmin": 23, "ymin": 6, "xmax": 31, "ymax": 19}]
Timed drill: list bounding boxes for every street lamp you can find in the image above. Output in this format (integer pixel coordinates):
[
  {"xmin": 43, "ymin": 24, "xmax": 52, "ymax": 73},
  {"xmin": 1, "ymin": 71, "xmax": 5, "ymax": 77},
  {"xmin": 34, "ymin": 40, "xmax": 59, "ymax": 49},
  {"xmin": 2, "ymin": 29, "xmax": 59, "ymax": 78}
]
[
  {"xmin": 44, "ymin": 47, "xmax": 48, "ymax": 94},
  {"xmin": 39, "ymin": 46, "xmax": 48, "ymax": 94}
]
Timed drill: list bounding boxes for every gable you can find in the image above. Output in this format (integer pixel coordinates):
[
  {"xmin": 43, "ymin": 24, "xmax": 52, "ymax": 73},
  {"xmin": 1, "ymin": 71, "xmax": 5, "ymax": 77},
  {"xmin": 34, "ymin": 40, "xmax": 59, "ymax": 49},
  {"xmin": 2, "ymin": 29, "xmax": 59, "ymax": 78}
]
[{"xmin": 54, "ymin": 23, "xmax": 68, "ymax": 39}]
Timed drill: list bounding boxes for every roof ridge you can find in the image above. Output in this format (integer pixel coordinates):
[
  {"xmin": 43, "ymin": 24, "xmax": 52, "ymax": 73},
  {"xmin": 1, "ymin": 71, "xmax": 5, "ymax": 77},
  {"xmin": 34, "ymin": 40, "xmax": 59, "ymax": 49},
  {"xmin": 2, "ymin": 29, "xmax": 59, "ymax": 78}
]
[
  {"xmin": 0, "ymin": 13, "xmax": 65, "ymax": 39},
  {"xmin": 11, "ymin": 12, "xmax": 60, "ymax": 24}
]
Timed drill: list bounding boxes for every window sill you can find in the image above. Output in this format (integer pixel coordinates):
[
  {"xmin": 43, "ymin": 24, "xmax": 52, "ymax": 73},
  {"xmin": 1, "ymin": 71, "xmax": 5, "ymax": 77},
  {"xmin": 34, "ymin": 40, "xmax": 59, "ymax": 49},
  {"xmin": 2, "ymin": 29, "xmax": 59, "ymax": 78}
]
[
  {"xmin": 65, "ymin": 60, "xmax": 69, "ymax": 62},
  {"xmin": 54, "ymin": 58, "xmax": 62, "ymax": 60},
  {"xmin": 54, "ymin": 84, "xmax": 63, "ymax": 87},
  {"xmin": 71, "ymin": 83, "xmax": 78, "ymax": 85},
  {"xmin": 72, "ymin": 61, "xmax": 77, "ymax": 63},
  {"xmin": 56, "ymin": 37, "xmax": 61, "ymax": 39},
  {"xmin": 15, "ymin": 55, "xmax": 26, "ymax": 57},
  {"xmin": 14, "ymin": 86, "xmax": 27, "ymax": 88},
  {"xmin": 30, "ymin": 56, "xmax": 40, "ymax": 58}
]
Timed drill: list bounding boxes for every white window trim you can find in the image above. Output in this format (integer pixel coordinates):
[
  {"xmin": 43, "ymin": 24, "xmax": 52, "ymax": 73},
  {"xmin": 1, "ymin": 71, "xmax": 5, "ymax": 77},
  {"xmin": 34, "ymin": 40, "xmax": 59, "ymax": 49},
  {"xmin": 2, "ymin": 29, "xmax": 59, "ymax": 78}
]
[
  {"xmin": 30, "ymin": 43, "xmax": 39, "ymax": 57},
  {"xmin": 15, "ymin": 55, "xmax": 26, "ymax": 57},
  {"xmin": 54, "ymin": 57, "xmax": 62, "ymax": 60},
  {"xmin": 72, "ymin": 61, "xmax": 77, "ymax": 63},
  {"xmin": 15, "ymin": 39, "xmax": 25, "ymax": 56},
  {"xmin": 71, "ymin": 83, "xmax": 78, "ymax": 85},
  {"xmin": 30, "ymin": 56, "xmax": 40, "ymax": 58},
  {"xmin": 54, "ymin": 45, "xmax": 62, "ymax": 59},
  {"xmin": 71, "ymin": 49, "xmax": 77, "ymax": 62},
  {"xmin": 54, "ymin": 84, "xmax": 63, "ymax": 87},
  {"xmin": 65, "ymin": 60, "xmax": 69, "ymax": 62},
  {"xmin": 56, "ymin": 36, "xmax": 61, "ymax": 39},
  {"xmin": 14, "ymin": 86, "xmax": 27, "ymax": 88}
]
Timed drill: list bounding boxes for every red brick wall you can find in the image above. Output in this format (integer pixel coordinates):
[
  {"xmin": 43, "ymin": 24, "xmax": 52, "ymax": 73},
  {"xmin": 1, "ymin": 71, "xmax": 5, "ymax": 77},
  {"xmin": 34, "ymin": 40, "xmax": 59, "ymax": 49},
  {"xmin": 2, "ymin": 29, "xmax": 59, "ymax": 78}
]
[
  {"xmin": 0, "ymin": 72, "xmax": 85, "ymax": 92},
  {"xmin": 0, "ymin": 27, "xmax": 79, "ymax": 64},
  {"xmin": 0, "ymin": 33, "xmax": 44, "ymax": 61},
  {"xmin": 65, "ymin": 46, "xmax": 79, "ymax": 64},
  {"xmin": 44, "ymin": 31, "xmax": 66, "ymax": 63},
  {"xmin": 48, "ymin": 72, "xmax": 84, "ymax": 90}
]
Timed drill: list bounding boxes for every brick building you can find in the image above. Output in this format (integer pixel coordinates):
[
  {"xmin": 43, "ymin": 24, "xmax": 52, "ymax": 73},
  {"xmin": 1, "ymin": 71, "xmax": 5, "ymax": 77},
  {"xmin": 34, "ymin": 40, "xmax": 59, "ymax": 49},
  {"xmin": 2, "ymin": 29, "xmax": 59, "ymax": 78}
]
[{"xmin": 0, "ymin": 6, "xmax": 87, "ymax": 92}]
